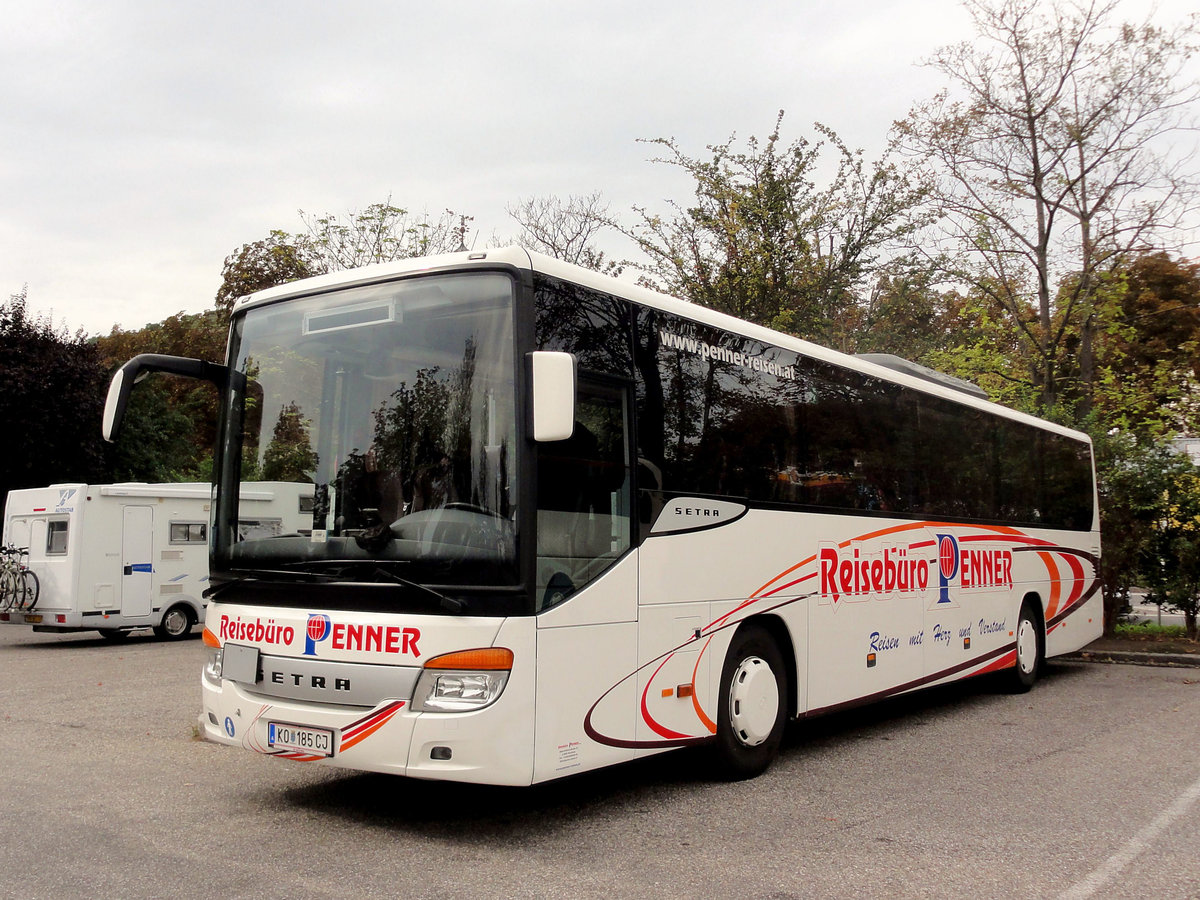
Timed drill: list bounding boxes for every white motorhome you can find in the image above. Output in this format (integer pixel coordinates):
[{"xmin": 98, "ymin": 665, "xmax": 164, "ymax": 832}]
[{"xmin": 1, "ymin": 482, "xmax": 313, "ymax": 640}]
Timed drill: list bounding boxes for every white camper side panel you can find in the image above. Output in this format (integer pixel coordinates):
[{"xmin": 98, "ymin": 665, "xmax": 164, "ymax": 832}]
[
  {"xmin": 148, "ymin": 493, "xmax": 213, "ymax": 624},
  {"xmin": 77, "ymin": 486, "xmax": 214, "ymax": 628},
  {"xmin": 76, "ymin": 490, "xmax": 132, "ymax": 624},
  {"xmin": 1, "ymin": 484, "xmax": 86, "ymax": 617}
]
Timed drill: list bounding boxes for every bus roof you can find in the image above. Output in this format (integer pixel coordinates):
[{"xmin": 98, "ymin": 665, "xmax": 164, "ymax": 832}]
[{"xmin": 234, "ymin": 247, "xmax": 1090, "ymax": 445}]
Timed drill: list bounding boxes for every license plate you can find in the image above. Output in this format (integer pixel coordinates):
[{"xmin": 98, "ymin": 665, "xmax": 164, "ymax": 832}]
[
  {"xmin": 267, "ymin": 722, "xmax": 334, "ymax": 757},
  {"xmin": 24, "ymin": 614, "xmax": 43, "ymax": 624}
]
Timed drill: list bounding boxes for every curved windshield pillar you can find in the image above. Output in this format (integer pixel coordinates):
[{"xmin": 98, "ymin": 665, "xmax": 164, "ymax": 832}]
[{"xmin": 214, "ymin": 272, "xmax": 520, "ymax": 598}]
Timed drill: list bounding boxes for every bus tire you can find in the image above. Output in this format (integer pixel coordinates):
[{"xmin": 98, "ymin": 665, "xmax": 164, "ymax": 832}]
[
  {"xmin": 1008, "ymin": 599, "xmax": 1043, "ymax": 693},
  {"xmin": 713, "ymin": 624, "xmax": 787, "ymax": 780},
  {"xmin": 154, "ymin": 605, "xmax": 195, "ymax": 640}
]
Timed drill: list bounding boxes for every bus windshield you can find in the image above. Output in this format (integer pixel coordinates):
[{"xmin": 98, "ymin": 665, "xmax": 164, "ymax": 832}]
[{"xmin": 215, "ymin": 271, "xmax": 519, "ymax": 591}]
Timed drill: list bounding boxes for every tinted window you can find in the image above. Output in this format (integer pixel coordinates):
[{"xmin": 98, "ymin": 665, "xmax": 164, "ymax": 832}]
[
  {"xmin": 536, "ymin": 381, "xmax": 632, "ymax": 610},
  {"xmin": 634, "ymin": 307, "xmax": 1093, "ymax": 530},
  {"xmin": 534, "ymin": 275, "xmax": 634, "ymax": 380}
]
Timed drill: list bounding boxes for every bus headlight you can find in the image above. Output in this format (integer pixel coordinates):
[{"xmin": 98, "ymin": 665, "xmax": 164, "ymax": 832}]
[
  {"xmin": 204, "ymin": 647, "xmax": 224, "ymax": 682},
  {"xmin": 202, "ymin": 628, "xmax": 223, "ymax": 682},
  {"xmin": 411, "ymin": 648, "xmax": 513, "ymax": 713}
]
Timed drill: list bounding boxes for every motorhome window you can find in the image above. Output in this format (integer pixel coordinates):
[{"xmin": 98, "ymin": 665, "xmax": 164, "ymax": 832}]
[
  {"xmin": 46, "ymin": 520, "xmax": 69, "ymax": 555},
  {"xmin": 170, "ymin": 522, "xmax": 207, "ymax": 544},
  {"xmin": 238, "ymin": 518, "xmax": 283, "ymax": 541}
]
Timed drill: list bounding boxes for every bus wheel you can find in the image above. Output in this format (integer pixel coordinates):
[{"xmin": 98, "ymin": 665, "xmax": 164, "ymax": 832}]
[
  {"xmin": 154, "ymin": 605, "xmax": 195, "ymax": 641},
  {"xmin": 713, "ymin": 624, "xmax": 786, "ymax": 780},
  {"xmin": 1008, "ymin": 600, "xmax": 1043, "ymax": 693}
]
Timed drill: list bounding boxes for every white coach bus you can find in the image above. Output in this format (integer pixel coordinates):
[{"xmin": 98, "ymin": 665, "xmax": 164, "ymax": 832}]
[{"xmin": 102, "ymin": 247, "xmax": 1100, "ymax": 784}]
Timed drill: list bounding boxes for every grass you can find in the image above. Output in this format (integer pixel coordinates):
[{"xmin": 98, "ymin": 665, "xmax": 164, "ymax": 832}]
[
  {"xmin": 1086, "ymin": 620, "xmax": 1200, "ymax": 656},
  {"xmin": 1114, "ymin": 622, "xmax": 1190, "ymax": 640}
]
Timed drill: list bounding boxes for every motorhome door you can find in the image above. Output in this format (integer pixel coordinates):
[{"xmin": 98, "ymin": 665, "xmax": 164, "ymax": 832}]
[{"xmin": 121, "ymin": 506, "xmax": 153, "ymax": 617}]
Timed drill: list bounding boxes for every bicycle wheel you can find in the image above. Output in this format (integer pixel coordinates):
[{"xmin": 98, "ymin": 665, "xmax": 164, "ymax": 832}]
[
  {"xmin": 0, "ymin": 569, "xmax": 16, "ymax": 611},
  {"xmin": 20, "ymin": 568, "xmax": 39, "ymax": 611}
]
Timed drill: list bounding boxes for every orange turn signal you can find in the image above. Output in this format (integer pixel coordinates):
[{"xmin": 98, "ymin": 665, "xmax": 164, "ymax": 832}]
[
  {"xmin": 202, "ymin": 627, "xmax": 221, "ymax": 648},
  {"xmin": 424, "ymin": 648, "xmax": 514, "ymax": 671}
]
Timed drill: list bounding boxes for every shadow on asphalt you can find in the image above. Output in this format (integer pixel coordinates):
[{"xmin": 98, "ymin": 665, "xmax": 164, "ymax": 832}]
[
  {"xmin": 4, "ymin": 629, "xmax": 201, "ymax": 649},
  {"xmin": 275, "ymin": 661, "xmax": 1090, "ymax": 832}
]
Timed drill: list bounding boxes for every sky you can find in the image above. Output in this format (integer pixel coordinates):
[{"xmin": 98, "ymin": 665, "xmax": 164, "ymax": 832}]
[{"xmin": 2, "ymin": 0, "xmax": 1196, "ymax": 337}]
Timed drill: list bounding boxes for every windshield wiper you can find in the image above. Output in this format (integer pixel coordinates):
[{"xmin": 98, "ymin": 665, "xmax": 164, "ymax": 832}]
[
  {"xmin": 280, "ymin": 560, "xmax": 466, "ymax": 613},
  {"xmin": 204, "ymin": 568, "xmax": 337, "ymax": 600}
]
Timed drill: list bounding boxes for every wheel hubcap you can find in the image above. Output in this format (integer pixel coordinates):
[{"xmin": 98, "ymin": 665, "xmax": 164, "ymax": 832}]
[
  {"xmin": 728, "ymin": 656, "xmax": 780, "ymax": 747},
  {"xmin": 164, "ymin": 610, "xmax": 188, "ymax": 635},
  {"xmin": 1016, "ymin": 618, "xmax": 1037, "ymax": 674}
]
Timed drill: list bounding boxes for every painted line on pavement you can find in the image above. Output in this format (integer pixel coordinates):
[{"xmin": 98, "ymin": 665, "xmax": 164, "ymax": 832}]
[{"xmin": 1059, "ymin": 770, "xmax": 1200, "ymax": 899}]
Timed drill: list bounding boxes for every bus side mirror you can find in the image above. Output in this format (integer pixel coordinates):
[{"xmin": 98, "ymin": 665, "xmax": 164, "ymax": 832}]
[
  {"xmin": 102, "ymin": 354, "xmax": 234, "ymax": 443},
  {"xmin": 529, "ymin": 351, "xmax": 576, "ymax": 442}
]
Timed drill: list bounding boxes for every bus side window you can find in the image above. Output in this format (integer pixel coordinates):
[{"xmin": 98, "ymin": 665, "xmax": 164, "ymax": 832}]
[{"xmin": 536, "ymin": 382, "xmax": 632, "ymax": 610}]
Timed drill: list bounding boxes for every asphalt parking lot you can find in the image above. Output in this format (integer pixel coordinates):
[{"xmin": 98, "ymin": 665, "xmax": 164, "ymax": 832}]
[{"xmin": 3, "ymin": 626, "xmax": 1200, "ymax": 899}]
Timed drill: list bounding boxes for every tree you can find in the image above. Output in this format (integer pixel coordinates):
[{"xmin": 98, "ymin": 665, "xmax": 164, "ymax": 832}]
[
  {"xmin": 214, "ymin": 201, "xmax": 478, "ymax": 316},
  {"xmin": 104, "ymin": 379, "xmax": 203, "ymax": 483},
  {"xmin": 299, "ymin": 200, "xmax": 474, "ymax": 271},
  {"xmin": 922, "ymin": 283, "xmax": 1047, "ymax": 414},
  {"xmin": 1091, "ymin": 252, "xmax": 1200, "ymax": 436},
  {"xmin": 846, "ymin": 269, "xmax": 958, "ymax": 361},
  {"xmin": 621, "ymin": 112, "xmax": 931, "ymax": 346},
  {"xmin": 898, "ymin": 0, "xmax": 1199, "ymax": 412},
  {"xmin": 95, "ymin": 308, "xmax": 230, "ymax": 481},
  {"xmin": 1093, "ymin": 432, "xmax": 1174, "ymax": 632},
  {"xmin": 0, "ymin": 288, "xmax": 107, "ymax": 506},
  {"xmin": 1139, "ymin": 448, "xmax": 1200, "ymax": 638},
  {"xmin": 506, "ymin": 192, "xmax": 620, "ymax": 273},
  {"xmin": 214, "ymin": 230, "xmax": 319, "ymax": 315}
]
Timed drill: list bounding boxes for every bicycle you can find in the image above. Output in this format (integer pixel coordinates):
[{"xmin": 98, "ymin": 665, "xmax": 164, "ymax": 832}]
[
  {"xmin": 0, "ymin": 546, "xmax": 18, "ymax": 611},
  {"xmin": 0, "ymin": 545, "xmax": 39, "ymax": 612}
]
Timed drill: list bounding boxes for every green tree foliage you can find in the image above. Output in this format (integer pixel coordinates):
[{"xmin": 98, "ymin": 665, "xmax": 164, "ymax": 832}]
[
  {"xmin": 0, "ymin": 289, "xmax": 107, "ymax": 507},
  {"xmin": 1093, "ymin": 433, "xmax": 1177, "ymax": 634},
  {"xmin": 922, "ymin": 285, "xmax": 1045, "ymax": 415},
  {"xmin": 898, "ymin": 0, "xmax": 1199, "ymax": 412},
  {"xmin": 95, "ymin": 309, "xmax": 230, "ymax": 481},
  {"xmin": 1136, "ymin": 446, "xmax": 1200, "ymax": 638},
  {"xmin": 213, "ymin": 202, "xmax": 478, "ymax": 317},
  {"xmin": 1091, "ymin": 253, "xmax": 1200, "ymax": 436},
  {"xmin": 215, "ymin": 230, "xmax": 319, "ymax": 315},
  {"xmin": 621, "ymin": 112, "xmax": 931, "ymax": 345},
  {"xmin": 847, "ymin": 270, "xmax": 960, "ymax": 361},
  {"xmin": 104, "ymin": 380, "xmax": 201, "ymax": 483}
]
